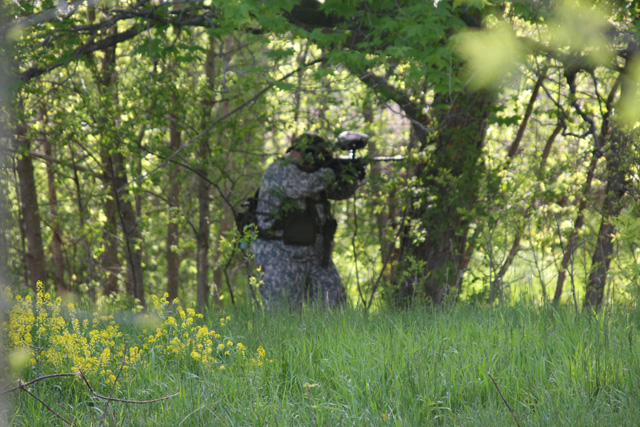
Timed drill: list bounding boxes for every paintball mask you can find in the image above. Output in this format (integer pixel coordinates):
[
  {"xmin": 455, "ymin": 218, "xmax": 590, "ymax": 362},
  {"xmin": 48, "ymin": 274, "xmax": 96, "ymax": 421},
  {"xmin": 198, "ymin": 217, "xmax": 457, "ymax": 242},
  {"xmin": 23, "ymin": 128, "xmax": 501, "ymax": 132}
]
[{"xmin": 289, "ymin": 132, "xmax": 333, "ymax": 167}]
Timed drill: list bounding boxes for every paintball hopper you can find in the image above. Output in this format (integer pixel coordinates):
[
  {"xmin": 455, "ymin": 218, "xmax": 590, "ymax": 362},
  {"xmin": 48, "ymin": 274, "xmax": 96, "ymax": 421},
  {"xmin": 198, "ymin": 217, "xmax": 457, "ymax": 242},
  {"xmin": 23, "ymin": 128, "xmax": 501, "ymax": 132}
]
[{"xmin": 337, "ymin": 131, "xmax": 369, "ymax": 151}]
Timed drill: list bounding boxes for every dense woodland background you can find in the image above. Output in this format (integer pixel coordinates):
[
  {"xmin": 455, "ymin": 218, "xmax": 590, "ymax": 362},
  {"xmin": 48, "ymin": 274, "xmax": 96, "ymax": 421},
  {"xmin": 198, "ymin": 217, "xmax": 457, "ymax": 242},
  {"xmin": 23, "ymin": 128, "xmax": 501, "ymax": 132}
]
[{"xmin": 1, "ymin": 0, "xmax": 639, "ymax": 311}]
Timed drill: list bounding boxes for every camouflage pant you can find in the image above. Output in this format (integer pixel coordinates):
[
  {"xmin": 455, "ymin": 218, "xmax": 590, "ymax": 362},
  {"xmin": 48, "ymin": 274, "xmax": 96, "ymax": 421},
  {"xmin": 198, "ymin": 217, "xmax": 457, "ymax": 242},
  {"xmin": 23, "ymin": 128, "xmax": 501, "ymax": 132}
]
[{"xmin": 251, "ymin": 237, "xmax": 343, "ymax": 310}]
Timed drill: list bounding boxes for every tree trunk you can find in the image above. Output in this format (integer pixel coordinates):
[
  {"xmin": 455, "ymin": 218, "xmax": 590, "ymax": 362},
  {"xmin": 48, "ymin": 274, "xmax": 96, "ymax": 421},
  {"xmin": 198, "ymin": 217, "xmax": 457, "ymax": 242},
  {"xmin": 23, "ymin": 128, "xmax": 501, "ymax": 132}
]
[
  {"xmin": 0, "ymin": 178, "xmax": 8, "ymax": 284},
  {"xmin": 553, "ymin": 70, "xmax": 625, "ymax": 305},
  {"xmin": 95, "ymin": 23, "xmax": 145, "ymax": 305},
  {"xmin": 403, "ymin": 90, "xmax": 492, "ymax": 304},
  {"xmin": 100, "ymin": 169, "xmax": 120, "ymax": 296},
  {"xmin": 166, "ymin": 107, "xmax": 181, "ymax": 301},
  {"xmin": 40, "ymin": 103, "xmax": 67, "ymax": 295},
  {"xmin": 14, "ymin": 117, "xmax": 47, "ymax": 290},
  {"xmin": 552, "ymin": 155, "xmax": 598, "ymax": 304},
  {"xmin": 108, "ymin": 152, "xmax": 146, "ymax": 304},
  {"xmin": 195, "ymin": 35, "xmax": 218, "ymax": 312},
  {"xmin": 584, "ymin": 130, "xmax": 630, "ymax": 308},
  {"xmin": 70, "ymin": 148, "xmax": 97, "ymax": 298},
  {"xmin": 1, "ymin": 4, "xmax": 10, "ymax": 417},
  {"xmin": 196, "ymin": 156, "xmax": 211, "ymax": 312},
  {"xmin": 582, "ymin": 48, "xmax": 637, "ymax": 309},
  {"xmin": 83, "ymin": 5, "xmax": 119, "ymax": 297}
]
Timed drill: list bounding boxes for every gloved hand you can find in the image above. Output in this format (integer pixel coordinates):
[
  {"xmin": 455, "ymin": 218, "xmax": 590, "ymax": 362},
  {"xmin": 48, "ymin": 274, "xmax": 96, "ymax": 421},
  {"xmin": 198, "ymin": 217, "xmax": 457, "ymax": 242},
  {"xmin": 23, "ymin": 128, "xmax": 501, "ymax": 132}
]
[
  {"xmin": 321, "ymin": 158, "xmax": 344, "ymax": 175},
  {"xmin": 342, "ymin": 158, "xmax": 366, "ymax": 180},
  {"xmin": 322, "ymin": 158, "xmax": 366, "ymax": 181}
]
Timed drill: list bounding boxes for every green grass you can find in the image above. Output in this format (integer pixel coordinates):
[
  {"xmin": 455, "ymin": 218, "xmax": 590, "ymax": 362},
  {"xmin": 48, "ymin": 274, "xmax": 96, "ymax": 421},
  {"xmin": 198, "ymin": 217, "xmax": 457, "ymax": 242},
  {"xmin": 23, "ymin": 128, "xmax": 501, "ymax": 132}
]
[{"xmin": 5, "ymin": 303, "xmax": 640, "ymax": 426}]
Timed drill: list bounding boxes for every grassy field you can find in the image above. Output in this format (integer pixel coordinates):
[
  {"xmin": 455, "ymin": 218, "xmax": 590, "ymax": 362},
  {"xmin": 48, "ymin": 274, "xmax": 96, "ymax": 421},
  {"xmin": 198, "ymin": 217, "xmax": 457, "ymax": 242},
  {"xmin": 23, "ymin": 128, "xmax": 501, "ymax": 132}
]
[{"xmin": 3, "ymin": 290, "xmax": 640, "ymax": 426}]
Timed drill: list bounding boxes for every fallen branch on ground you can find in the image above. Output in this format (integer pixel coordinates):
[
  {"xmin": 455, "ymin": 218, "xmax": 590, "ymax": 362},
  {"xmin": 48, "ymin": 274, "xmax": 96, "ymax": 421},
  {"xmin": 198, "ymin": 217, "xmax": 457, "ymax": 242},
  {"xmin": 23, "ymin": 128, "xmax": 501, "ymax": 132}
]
[
  {"xmin": 488, "ymin": 371, "xmax": 521, "ymax": 427},
  {"xmin": 1, "ymin": 365, "xmax": 178, "ymax": 426}
]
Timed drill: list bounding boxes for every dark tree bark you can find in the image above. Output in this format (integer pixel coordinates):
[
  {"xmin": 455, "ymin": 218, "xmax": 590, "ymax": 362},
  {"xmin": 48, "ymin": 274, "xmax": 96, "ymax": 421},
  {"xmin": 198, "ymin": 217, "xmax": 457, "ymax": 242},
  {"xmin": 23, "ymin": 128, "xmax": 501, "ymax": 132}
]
[
  {"xmin": 403, "ymin": 90, "xmax": 493, "ymax": 304},
  {"xmin": 14, "ymin": 117, "xmax": 47, "ymax": 290},
  {"xmin": 553, "ymin": 154, "xmax": 598, "ymax": 304},
  {"xmin": 100, "ymin": 173, "xmax": 120, "ymax": 297}
]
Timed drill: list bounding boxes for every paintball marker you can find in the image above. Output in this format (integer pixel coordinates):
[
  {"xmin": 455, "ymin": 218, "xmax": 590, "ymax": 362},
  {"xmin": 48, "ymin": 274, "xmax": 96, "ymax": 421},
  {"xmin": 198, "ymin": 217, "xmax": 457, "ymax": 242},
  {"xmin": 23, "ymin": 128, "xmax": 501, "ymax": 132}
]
[
  {"xmin": 336, "ymin": 131, "xmax": 405, "ymax": 162},
  {"xmin": 337, "ymin": 131, "xmax": 369, "ymax": 158},
  {"xmin": 327, "ymin": 131, "xmax": 404, "ymax": 179}
]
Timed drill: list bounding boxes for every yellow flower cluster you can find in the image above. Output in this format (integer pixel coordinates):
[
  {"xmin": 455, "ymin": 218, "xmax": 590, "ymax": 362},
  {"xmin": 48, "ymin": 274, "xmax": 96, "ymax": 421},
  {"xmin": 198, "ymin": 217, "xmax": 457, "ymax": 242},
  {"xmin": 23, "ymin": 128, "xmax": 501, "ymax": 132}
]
[
  {"xmin": 3, "ymin": 283, "xmax": 132, "ymax": 388},
  {"xmin": 140, "ymin": 294, "xmax": 267, "ymax": 370},
  {"xmin": 2, "ymin": 283, "xmax": 268, "ymax": 387}
]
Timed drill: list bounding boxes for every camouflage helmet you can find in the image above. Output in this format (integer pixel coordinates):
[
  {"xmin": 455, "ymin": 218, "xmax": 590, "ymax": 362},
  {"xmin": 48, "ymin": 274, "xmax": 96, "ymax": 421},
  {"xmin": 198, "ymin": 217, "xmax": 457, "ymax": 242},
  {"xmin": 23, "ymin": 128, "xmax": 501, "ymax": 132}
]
[{"xmin": 289, "ymin": 132, "xmax": 333, "ymax": 166}]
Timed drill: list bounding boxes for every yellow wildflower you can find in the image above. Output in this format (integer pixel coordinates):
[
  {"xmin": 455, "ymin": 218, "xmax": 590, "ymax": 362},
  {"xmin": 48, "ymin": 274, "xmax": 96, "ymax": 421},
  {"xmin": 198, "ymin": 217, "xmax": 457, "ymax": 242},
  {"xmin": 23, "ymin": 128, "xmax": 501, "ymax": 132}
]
[{"xmin": 257, "ymin": 346, "xmax": 266, "ymax": 359}]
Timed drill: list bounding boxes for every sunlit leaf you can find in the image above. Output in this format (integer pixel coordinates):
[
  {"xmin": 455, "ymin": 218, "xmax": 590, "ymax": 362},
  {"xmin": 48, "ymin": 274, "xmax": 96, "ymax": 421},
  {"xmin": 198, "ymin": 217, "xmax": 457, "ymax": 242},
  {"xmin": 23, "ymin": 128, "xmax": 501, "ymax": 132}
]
[
  {"xmin": 455, "ymin": 22, "xmax": 524, "ymax": 89},
  {"xmin": 548, "ymin": 0, "xmax": 615, "ymax": 67},
  {"xmin": 8, "ymin": 347, "xmax": 32, "ymax": 375},
  {"xmin": 616, "ymin": 58, "xmax": 640, "ymax": 129}
]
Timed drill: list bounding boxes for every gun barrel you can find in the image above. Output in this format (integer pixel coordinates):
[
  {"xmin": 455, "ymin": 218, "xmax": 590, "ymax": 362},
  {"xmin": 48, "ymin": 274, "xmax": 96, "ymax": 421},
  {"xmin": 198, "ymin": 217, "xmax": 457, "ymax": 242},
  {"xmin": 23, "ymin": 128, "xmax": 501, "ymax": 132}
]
[
  {"xmin": 335, "ymin": 155, "xmax": 405, "ymax": 162},
  {"xmin": 370, "ymin": 155, "xmax": 405, "ymax": 162}
]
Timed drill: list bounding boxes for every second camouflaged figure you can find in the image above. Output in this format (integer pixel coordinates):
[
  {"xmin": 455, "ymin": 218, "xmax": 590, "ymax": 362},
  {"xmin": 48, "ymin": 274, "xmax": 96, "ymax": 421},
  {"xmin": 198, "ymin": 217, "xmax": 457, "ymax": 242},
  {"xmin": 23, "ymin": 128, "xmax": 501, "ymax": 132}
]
[{"xmin": 251, "ymin": 133, "xmax": 361, "ymax": 310}]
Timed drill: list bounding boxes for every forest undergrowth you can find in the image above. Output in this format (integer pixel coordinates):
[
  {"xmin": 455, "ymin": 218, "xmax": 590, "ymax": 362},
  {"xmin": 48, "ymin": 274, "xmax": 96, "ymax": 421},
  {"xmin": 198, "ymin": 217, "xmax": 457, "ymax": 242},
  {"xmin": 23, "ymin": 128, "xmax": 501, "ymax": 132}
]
[{"xmin": 2, "ymin": 283, "xmax": 640, "ymax": 426}]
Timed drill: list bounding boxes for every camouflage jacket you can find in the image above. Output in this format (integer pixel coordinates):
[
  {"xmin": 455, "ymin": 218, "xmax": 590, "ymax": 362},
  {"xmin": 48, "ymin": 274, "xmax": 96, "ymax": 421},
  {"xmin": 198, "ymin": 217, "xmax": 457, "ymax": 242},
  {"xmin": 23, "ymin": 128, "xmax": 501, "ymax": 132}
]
[{"xmin": 255, "ymin": 154, "xmax": 358, "ymax": 234}]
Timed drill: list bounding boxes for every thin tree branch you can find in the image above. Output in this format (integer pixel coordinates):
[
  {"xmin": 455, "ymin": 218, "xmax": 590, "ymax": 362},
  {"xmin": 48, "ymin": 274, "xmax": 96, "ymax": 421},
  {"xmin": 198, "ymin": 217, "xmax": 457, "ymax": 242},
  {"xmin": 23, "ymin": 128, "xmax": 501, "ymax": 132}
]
[
  {"xmin": 22, "ymin": 386, "xmax": 74, "ymax": 425},
  {"xmin": 488, "ymin": 371, "xmax": 521, "ymax": 427},
  {"xmin": 1, "ymin": 368, "xmax": 179, "ymax": 426},
  {"xmin": 1, "ymin": 372, "xmax": 82, "ymax": 395},
  {"xmin": 507, "ymin": 70, "xmax": 546, "ymax": 158},
  {"xmin": 13, "ymin": 1, "xmax": 219, "ymax": 83},
  {"xmin": 2, "ymin": 0, "xmax": 91, "ymax": 35}
]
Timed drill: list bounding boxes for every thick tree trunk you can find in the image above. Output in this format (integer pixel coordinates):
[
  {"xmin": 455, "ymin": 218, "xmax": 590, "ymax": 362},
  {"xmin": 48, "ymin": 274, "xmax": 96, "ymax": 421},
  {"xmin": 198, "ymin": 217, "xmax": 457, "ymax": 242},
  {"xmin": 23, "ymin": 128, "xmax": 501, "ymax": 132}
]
[
  {"xmin": 403, "ymin": 90, "xmax": 492, "ymax": 304},
  {"xmin": 15, "ymin": 120, "xmax": 47, "ymax": 290}
]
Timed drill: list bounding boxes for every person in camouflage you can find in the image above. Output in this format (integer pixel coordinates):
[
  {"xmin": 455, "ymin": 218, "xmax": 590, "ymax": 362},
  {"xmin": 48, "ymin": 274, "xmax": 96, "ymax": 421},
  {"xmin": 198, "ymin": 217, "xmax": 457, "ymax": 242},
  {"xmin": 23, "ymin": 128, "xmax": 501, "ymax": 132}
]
[{"xmin": 251, "ymin": 132, "xmax": 362, "ymax": 310}]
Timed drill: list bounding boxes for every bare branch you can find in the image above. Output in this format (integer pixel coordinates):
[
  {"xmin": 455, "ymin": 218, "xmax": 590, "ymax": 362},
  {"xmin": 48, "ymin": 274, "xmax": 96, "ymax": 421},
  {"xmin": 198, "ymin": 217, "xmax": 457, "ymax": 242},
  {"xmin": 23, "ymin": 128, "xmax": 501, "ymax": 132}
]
[
  {"xmin": 0, "ymin": 372, "xmax": 82, "ymax": 395},
  {"xmin": 1, "ymin": 368, "xmax": 179, "ymax": 425},
  {"xmin": 13, "ymin": 1, "xmax": 220, "ymax": 83},
  {"xmin": 2, "ymin": 0, "xmax": 91, "ymax": 35},
  {"xmin": 488, "ymin": 371, "xmax": 521, "ymax": 427}
]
